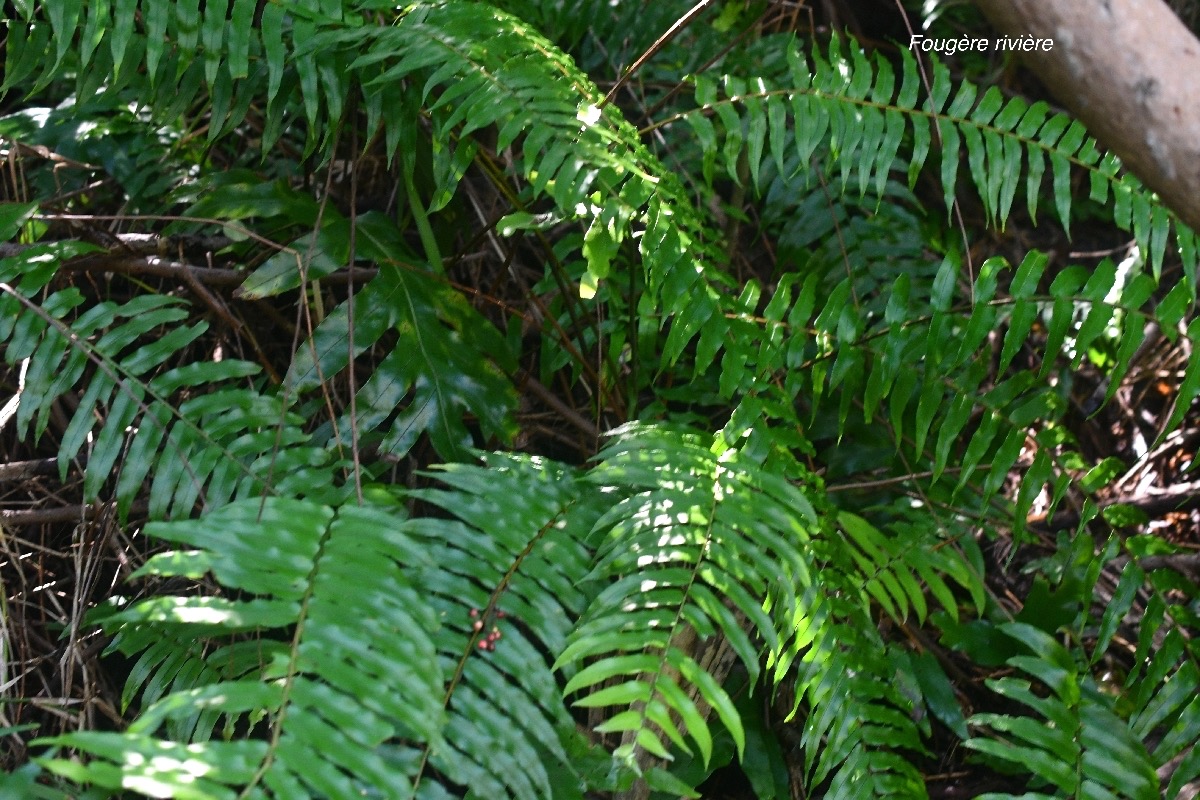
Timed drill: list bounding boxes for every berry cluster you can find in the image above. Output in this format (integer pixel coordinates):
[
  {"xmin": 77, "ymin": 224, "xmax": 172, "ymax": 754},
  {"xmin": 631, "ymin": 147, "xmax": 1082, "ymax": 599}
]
[{"xmin": 468, "ymin": 607, "xmax": 506, "ymax": 652}]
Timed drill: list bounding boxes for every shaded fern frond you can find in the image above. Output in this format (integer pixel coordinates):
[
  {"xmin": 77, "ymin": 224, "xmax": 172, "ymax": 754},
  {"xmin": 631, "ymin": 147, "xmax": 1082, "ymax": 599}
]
[
  {"xmin": 1122, "ymin": 565, "xmax": 1200, "ymax": 798},
  {"xmin": 660, "ymin": 40, "xmax": 1200, "ymax": 578},
  {"xmin": 0, "ymin": 225, "xmax": 338, "ymax": 519},
  {"xmin": 964, "ymin": 542, "xmax": 1200, "ymax": 800},
  {"xmin": 730, "ymin": 236, "xmax": 1200, "ymax": 547},
  {"xmin": 836, "ymin": 511, "xmax": 984, "ymax": 627},
  {"xmin": 672, "ymin": 38, "xmax": 1200, "ymax": 517},
  {"xmin": 966, "ymin": 623, "xmax": 1163, "ymax": 800}
]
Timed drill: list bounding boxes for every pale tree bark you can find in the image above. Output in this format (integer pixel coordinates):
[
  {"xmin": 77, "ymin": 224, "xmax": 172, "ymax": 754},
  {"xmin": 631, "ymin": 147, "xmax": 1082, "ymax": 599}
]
[{"xmin": 974, "ymin": 0, "xmax": 1200, "ymax": 233}]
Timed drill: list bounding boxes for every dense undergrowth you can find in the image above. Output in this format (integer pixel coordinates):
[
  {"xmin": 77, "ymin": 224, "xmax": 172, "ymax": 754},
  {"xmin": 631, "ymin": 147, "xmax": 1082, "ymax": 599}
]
[{"xmin": 0, "ymin": 1, "xmax": 1198, "ymax": 798}]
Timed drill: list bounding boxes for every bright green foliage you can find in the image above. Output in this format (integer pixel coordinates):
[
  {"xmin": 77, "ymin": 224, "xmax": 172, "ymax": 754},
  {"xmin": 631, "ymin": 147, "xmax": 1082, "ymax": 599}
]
[
  {"xmin": 686, "ymin": 41, "xmax": 1185, "ymax": 275},
  {"xmin": 3, "ymin": 0, "xmax": 1200, "ymax": 798},
  {"xmin": 37, "ymin": 454, "xmax": 602, "ymax": 799},
  {"xmin": 41, "ymin": 498, "xmax": 447, "ymax": 799},
  {"xmin": 560, "ymin": 425, "xmax": 818, "ymax": 767},
  {"xmin": 749, "ymin": 508, "xmax": 982, "ymax": 797},
  {"xmin": 21, "ymin": 425, "xmax": 988, "ymax": 799},
  {"xmin": 402, "ymin": 453, "xmax": 603, "ymax": 799}
]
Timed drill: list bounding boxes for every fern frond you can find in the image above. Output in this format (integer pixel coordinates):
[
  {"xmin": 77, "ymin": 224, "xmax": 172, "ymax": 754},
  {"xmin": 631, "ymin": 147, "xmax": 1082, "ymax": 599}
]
[
  {"xmin": 769, "ymin": 583, "xmax": 928, "ymax": 798},
  {"xmin": 956, "ymin": 538, "xmax": 1200, "ymax": 799},
  {"xmin": 0, "ymin": 236, "xmax": 341, "ymax": 519},
  {"xmin": 681, "ymin": 36, "xmax": 1193, "ymax": 281},
  {"xmin": 737, "ymin": 232, "xmax": 1200, "ymax": 547},
  {"xmin": 556, "ymin": 423, "xmax": 816, "ymax": 776},
  {"xmin": 669, "ymin": 37, "xmax": 1200, "ymax": 516},
  {"xmin": 966, "ymin": 623, "xmax": 1162, "ymax": 800},
  {"xmin": 37, "ymin": 498, "xmax": 447, "ymax": 799},
  {"xmin": 37, "ymin": 453, "xmax": 609, "ymax": 799},
  {"xmin": 1124, "ymin": 573, "xmax": 1200, "ymax": 797},
  {"xmin": 401, "ymin": 452, "xmax": 603, "ymax": 799},
  {"xmin": 836, "ymin": 511, "xmax": 984, "ymax": 626},
  {"xmin": 770, "ymin": 504, "xmax": 986, "ymax": 799},
  {"xmin": 9, "ymin": 0, "xmax": 742, "ymax": 451},
  {"xmin": 334, "ymin": 0, "xmax": 733, "ymax": 350}
]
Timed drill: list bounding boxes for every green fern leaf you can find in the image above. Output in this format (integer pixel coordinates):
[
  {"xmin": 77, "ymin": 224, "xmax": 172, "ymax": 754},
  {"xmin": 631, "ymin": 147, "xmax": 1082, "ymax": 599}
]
[
  {"xmin": 967, "ymin": 623, "xmax": 1162, "ymax": 800},
  {"xmin": 558, "ymin": 424, "xmax": 815, "ymax": 778},
  {"xmin": 39, "ymin": 498, "xmax": 447, "ymax": 799},
  {"xmin": 399, "ymin": 452, "xmax": 604, "ymax": 798}
]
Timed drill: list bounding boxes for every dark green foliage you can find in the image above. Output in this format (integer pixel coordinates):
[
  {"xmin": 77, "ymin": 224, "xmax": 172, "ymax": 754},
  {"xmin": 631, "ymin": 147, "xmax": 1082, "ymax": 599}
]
[
  {"xmin": 0, "ymin": 229, "xmax": 337, "ymax": 519},
  {"xmin": 3, "ymin": 1, "xmax": 1200, "ymax": 798}
]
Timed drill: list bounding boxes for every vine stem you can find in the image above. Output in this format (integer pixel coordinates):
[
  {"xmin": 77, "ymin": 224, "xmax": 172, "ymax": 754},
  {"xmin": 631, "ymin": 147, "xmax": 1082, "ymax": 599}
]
[
  {"xmin": 410, "ymin": 498, "xmax": 578, "ymax": 798},
  {"xmin": 237, "ymin": 511, "xmax": 334, "ymax": 799},
  {"xmin": 600, "ymin": 0, "xmax": 718, "ymax": 111}
]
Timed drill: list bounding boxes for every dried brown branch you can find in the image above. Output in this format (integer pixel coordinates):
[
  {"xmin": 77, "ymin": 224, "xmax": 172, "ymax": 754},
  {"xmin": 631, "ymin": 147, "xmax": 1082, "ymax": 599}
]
[
  {"xmin": 1031, "ymin": 479, "xmax": 1200, "ymax": 531},
  {"xmin": 1109, "ymin": 552, "xmax": 1200, "ymax": 582},
  {"xmin": 0, "ymin": 457, "xmax": 59, "ymax": 482},
  {"xmin": 0, "ymin": 232, "xmax": 233, "ymax": 259},
  {"xmin": 0, "ymin": 501, "xmax": 147, "ymax": 527},
  {"xmin": 54, "ymin": 254, "xmax": 376, "ymax": 288},
  {"xmin": 521, "ymin": 373, "xmax": 600, "ymax": 443}
]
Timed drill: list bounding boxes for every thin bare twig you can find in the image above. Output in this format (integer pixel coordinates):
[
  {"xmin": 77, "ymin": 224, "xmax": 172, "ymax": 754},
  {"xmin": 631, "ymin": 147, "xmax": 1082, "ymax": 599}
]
[
  {"xmin": 600, "ymin": 0, "xmax": 717, "ymax": 110},
  {"xmin": 522, "ymin": 374, "xmax": 601, "ymax": 442},
  {"xmin": 57, "ymin": 254, "xmax": 377, "ymax": 287}
]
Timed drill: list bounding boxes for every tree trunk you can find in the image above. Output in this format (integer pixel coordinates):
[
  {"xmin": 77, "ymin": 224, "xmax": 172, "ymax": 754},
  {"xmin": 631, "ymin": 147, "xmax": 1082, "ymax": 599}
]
[{"xmin": 974, "ymin": 0, "xmax": 1200, "ymax": 233}]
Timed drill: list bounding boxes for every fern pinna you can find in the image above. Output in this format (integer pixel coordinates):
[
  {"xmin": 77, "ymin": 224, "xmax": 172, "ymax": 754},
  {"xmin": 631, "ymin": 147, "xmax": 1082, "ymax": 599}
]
[{"xmin": 2, "ymin": 0, "xmax": 1200, "ymax": 798}]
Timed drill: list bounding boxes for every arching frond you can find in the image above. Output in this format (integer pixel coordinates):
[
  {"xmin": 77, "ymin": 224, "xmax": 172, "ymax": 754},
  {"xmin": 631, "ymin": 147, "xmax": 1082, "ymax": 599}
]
[
  {"xmin": 0, "ymin": 222, "xmax": 341, "ymax": 519},
  {"xmin": 557, "ymin": 424, "xmax": 817, "ymax": 775},
  {"xmin": 34, "ymin": 452, "xmax": 608, "ymax": 800},
  {"xmin": 38, "ymin": 498, "xmax": 447, "ymax": 798}
]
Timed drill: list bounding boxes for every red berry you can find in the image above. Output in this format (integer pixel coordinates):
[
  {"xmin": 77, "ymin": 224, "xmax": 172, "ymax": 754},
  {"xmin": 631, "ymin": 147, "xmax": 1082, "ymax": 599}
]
[{"xmin": 469, "ymin": 608, "xmax": 479, "ymax": 618}]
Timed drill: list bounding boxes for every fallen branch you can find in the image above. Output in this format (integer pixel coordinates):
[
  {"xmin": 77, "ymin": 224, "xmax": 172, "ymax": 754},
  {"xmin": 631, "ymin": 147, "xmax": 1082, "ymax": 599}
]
[
  {"xmin": 0, "ymin": 458, "xmax": 60, "ymax": 482},
  {"xmin": 0, "ymin": 501, "xmax": 147, "ymax": 527},
  {"xmin": 1031, "ymin": 480, "xmax": 1200, "ymax": 531},
  {"xmin": 1115, "ymin": 552, "xmax": 1200, "ymax": 583},
  {"xmin": 521, "ymin": 373, "xmax": 600, "ymax": 442},
  {"xmin": 0, "ymin": 232, "xmax": 233, "ymax": 259},
  {"xmin": 59, "ymin": 254, "xmax": 378, "ymax": 288}
]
